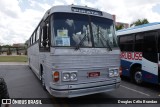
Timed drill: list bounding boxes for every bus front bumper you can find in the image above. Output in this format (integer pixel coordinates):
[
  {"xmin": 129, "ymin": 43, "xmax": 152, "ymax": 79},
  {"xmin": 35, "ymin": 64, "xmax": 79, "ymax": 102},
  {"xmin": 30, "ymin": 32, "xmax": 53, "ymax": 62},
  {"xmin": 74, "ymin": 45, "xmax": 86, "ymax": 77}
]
[{"xmin": 49, "ymin": 81, "xmax": 120, "ymax": 98}]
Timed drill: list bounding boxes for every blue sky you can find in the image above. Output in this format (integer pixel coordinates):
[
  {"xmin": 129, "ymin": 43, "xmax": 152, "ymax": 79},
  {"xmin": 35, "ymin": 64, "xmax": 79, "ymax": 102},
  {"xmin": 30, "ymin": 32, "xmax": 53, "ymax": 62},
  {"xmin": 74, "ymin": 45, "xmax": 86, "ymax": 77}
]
[
  {"xmin": 0, "ymin": 0, "xmax": 160, "ymax": 45},
  {"xmin": 152, "ymin": 4, "xmax": 160, "ymax": 14}
]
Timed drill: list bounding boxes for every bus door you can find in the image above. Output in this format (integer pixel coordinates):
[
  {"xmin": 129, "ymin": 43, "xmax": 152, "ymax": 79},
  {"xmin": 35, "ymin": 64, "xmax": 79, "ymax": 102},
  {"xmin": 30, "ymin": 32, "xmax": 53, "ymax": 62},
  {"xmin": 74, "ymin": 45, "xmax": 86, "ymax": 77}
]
[
  {"xmin": 158, "ymin": 54, "xmax": 160, "ymax": 84},
  {"xmin": 142, "ymin": 31, "xmax": 158, "ymax": 84},
  {"xmin": 158, "ymin": 31, "xmax": 160, "ymax": 84}
]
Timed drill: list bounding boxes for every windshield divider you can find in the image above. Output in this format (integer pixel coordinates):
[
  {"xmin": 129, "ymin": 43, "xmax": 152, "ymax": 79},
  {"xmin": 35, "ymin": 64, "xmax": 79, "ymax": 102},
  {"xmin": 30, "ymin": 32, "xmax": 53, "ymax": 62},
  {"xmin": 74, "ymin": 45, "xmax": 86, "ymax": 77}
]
[{"xmin": 88, "ymin": 16, "xmax": 94, "ymax": 47}]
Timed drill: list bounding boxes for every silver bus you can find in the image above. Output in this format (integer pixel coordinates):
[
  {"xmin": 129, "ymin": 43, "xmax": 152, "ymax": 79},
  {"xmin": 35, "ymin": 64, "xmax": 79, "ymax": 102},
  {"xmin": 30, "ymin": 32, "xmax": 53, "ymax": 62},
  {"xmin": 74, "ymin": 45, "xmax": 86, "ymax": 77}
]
[{"xmin": 27, "ymin": 5, "xmax": 120, "ymax": 98}]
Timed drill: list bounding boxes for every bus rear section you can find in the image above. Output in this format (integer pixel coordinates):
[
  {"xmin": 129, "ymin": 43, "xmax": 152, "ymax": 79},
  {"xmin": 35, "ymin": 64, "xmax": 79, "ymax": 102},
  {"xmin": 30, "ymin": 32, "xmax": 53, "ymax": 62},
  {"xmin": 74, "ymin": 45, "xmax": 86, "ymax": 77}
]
[{"xmin": 117, "ymin": 22, "xmax": 160, "ymax": 85}]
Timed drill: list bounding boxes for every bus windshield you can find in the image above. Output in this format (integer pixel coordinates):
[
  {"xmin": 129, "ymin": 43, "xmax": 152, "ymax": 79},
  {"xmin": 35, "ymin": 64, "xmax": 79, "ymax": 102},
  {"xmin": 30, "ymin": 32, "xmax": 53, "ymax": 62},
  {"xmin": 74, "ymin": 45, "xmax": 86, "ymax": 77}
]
[{"xmin": 53, "ymin": 13, "xmax": 118, "ymax": 48}]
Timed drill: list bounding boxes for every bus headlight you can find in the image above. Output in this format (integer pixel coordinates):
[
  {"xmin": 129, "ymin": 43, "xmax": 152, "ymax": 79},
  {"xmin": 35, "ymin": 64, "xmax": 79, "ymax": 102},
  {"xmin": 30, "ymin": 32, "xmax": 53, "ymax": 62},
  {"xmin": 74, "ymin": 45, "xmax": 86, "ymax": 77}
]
[
  {"xmin": 109, "ymin": 68, "xmax": 119, "ymax": 77},
  {"xmin": 109, "ymin": 70, "xmax": 114, "ymax": 77},
  {"xmin": 63, "ymin": 73, "xmax": 70, "ymax": 81},
  {"xmin": 113, "ymin": 69, "xmax": 119, "ymax": 76},
  {"xmin": 62, "ymin": 71, "xmax": 78, "ymax": 81},
  {"xmin": 70, "ymin": 73, "xmax": 77, "ymax": 81}
]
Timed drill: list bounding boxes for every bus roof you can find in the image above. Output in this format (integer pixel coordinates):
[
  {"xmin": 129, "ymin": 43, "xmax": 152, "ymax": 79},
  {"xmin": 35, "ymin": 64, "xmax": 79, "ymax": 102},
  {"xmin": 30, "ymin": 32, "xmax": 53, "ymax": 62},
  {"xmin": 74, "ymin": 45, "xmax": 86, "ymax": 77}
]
[
  {"xmin": 42, "ymin": 5, "xmax": 113, "ymax": 20},
  {"xmin": 117, "ymin": 22, "xmax": 160, "ymax": 36}
]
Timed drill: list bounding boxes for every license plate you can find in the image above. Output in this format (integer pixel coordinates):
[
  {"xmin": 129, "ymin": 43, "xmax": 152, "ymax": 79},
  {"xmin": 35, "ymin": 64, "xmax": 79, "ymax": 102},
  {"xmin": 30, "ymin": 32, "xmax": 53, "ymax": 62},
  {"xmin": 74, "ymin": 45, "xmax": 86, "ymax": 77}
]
[{"xmin": 88, "ymin": 72, "xmax": 100, "ymax": 77}]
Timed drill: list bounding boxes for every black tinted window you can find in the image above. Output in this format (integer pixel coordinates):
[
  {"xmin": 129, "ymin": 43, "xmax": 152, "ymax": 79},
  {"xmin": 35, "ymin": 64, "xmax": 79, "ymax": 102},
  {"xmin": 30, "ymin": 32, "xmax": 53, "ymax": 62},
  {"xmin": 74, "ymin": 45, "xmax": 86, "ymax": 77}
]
[
  {"xmin": 158, "ymin": 31, "xmax": 160, "ymax": 53},
  {"xmin": 135, "ymin": 33, "xmax": 144, "ymax": 52},
  {"xmin": 143, "ymin": 32, "xmax": 157, "ymax": 52},
  {"xmin": 119, "ymin": 34, "xmax": 134, "ymax": 51},
  {"xmin": 143, "ymin": 31, "xmax": 158, "ymax": 63}
]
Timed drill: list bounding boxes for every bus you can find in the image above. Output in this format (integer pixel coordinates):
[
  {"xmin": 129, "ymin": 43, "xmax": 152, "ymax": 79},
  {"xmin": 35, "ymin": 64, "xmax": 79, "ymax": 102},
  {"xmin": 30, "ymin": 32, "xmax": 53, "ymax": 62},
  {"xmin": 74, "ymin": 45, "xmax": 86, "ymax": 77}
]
[
  {"xmin": 117, "ymin": 22, "xmax": 160, "ymax": 85},
  {"xmin": 27, "ymin": 5, "xmax": 120, "ymax": 98}
]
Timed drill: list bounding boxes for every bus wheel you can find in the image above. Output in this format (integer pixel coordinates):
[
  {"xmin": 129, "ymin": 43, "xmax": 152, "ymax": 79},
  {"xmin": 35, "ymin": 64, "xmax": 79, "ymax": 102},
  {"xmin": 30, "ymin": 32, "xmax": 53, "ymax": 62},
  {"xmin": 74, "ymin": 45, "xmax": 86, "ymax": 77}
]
[
  {"xmin": 41, "ymin": 70, "xmax": 46, "ymax": 90},
  {"xmin": 133, "ymin": 68, "xmax": 143, "ymax": 85},
  {"xmin": 28, "ymin": 58, "xmax": 31, "ymax": 69}
]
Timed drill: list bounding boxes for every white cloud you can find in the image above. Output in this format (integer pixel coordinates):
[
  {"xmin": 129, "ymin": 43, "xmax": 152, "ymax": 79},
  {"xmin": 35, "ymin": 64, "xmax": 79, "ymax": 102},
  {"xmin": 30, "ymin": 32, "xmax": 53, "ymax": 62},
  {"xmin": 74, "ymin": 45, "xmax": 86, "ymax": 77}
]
[
  {"xmin": 65, "ymin": 0, "xmax": 77, "ymax": 5},
  {"xmin": 0, "ymin": 0, "xmax": 46, "ymax": 45},
  {"xmin": 0, "ymin": 0, "xmax": 160, "ymax": 45},
  {"xmin": 0, "ymin": 0, "xmax": 21, "ymax": 18},
  {"xmin": 80, "ymin": 0, "xmax": 160, "ymax": 23},
  {"xmin": 38, "ymin": 3, "xmax": 52, "ymax": 11}
]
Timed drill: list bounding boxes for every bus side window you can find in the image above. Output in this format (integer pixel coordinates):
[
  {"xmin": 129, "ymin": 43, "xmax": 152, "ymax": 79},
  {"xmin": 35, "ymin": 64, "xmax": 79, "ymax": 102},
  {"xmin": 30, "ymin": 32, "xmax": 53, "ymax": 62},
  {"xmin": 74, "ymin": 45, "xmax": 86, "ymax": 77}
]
[
  {"xmin": 119, "ymin": 36, "xmax": 125, "ymax": 51},
  {"xmin": 42, "ymin": 24, "xmax": 50, "ymax": 48},
  {"xmin": 143, "ymin": 32, "xmax": 157, "ymax": 52},
  {"xmin": 135, "ymin": 33, "xmax": 144, "ymax": 52},
  {"xmin": 158, "ymin": 31, "xmax": 160, "ymax": 53},
  {"xmin": 33, "ymin": 33, "xmax": 35, "ymax": 44},
  {"xmin": 40, "ymin": 28, "xmax": 43, "ymax": 47},
  {"xmin": 31, "ymin": 36, "xmax": 33, "ymax": 45},
  {"xmin": 43, "ymin": 26, "xmax": 47, "ymax": 47},
  {"xmin": 143, "ymin": 31, "xmax": 158, "ymax": 63},
  {"xmin": 39, "ymin": 18, "xmax": 50, "ymax": 51},
  {"xmin": 36, "ymin": 26, "xmax": 40, "ymax": 41},
  {"xmin": 119, "ymin": 34, "xmax": 134, "ymax": 51}
]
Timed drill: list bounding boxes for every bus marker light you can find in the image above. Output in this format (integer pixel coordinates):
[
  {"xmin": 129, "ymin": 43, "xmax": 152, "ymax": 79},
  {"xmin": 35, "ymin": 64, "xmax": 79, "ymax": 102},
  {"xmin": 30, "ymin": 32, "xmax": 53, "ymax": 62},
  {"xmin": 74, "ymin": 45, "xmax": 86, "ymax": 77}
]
[
  {"xmin": 53, "ymin": 71, "xmax": 59, "ymax": 82},
  {"xmin": 119, "ymin": 67, "xmax": 122, "ymax": 76}
]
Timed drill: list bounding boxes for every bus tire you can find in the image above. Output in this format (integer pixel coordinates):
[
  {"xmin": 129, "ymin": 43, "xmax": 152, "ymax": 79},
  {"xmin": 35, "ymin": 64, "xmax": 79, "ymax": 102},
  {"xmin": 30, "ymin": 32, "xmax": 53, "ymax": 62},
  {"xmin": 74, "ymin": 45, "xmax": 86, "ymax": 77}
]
[
  {"xmin": 133, "ymin": 67, "xmax": 143, "ymax": 85},
  {"xmin": 40, "ymin": 66, "xmax": 46, "ymax": 91},
  {"xmin": 28, "ymin": 58, "xmax": 31, "ymax": 69}
]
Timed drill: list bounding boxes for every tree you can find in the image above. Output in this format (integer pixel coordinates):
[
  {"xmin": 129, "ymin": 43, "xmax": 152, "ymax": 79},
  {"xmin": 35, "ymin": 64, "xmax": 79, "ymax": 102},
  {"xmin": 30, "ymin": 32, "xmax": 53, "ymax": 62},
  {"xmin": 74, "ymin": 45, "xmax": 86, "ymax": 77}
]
[
  {"xmin": 7, "ymin": 46, "xmax": 12, "ymax": 55},
  {"xmin": 130, "ymin": 18, "xmax": 149, "ymax": 27},
  {"xmin": 25, "ymin": 40, "xmax": 28, "ymax": 46},
  {"xmin": 116, "ymin": 24, "xmax": 124, "ymax": 30},
  {"xmin": 2, "ymin": 45, "xmax": 12, "ymax": 55}
]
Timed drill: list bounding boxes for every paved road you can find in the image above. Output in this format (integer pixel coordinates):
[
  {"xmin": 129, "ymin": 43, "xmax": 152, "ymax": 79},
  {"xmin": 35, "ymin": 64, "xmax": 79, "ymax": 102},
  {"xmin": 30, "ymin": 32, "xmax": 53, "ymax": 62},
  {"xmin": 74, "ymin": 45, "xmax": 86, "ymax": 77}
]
[{"xmin": 0, "ymin": 65, "xmax": 160, "ymax": 107}]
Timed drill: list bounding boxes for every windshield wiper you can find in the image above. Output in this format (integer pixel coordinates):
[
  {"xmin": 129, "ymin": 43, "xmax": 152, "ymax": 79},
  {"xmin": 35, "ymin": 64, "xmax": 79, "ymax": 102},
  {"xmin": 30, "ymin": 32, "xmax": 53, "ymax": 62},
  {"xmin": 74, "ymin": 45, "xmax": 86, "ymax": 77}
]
[
  {"xmin": 75, "ymin": 33, "xmax": 88, "ymax": 50},
  {"xmin": 96, "ymin": 26, "xmax": 112, "ymax": 51},
  {"xmin": 98, "ymin": 32, "xmax": 112, "ymax": 51}
]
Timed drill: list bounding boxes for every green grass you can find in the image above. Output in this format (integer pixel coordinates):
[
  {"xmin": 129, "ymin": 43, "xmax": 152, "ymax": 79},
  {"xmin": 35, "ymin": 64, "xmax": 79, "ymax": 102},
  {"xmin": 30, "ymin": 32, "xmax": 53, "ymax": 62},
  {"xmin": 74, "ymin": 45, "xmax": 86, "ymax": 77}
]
[{"xmin": 0, "ymin": 56, "xmax": 27, "ymax": 62}]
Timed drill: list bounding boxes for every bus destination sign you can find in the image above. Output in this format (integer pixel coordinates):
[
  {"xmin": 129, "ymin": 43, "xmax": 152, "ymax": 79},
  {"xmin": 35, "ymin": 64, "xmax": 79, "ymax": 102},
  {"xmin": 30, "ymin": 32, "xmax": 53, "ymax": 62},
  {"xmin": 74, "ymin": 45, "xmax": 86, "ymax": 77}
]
[{"xmin": 71, "ymin": 7, "xmax": 103, "ymax": 16}]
